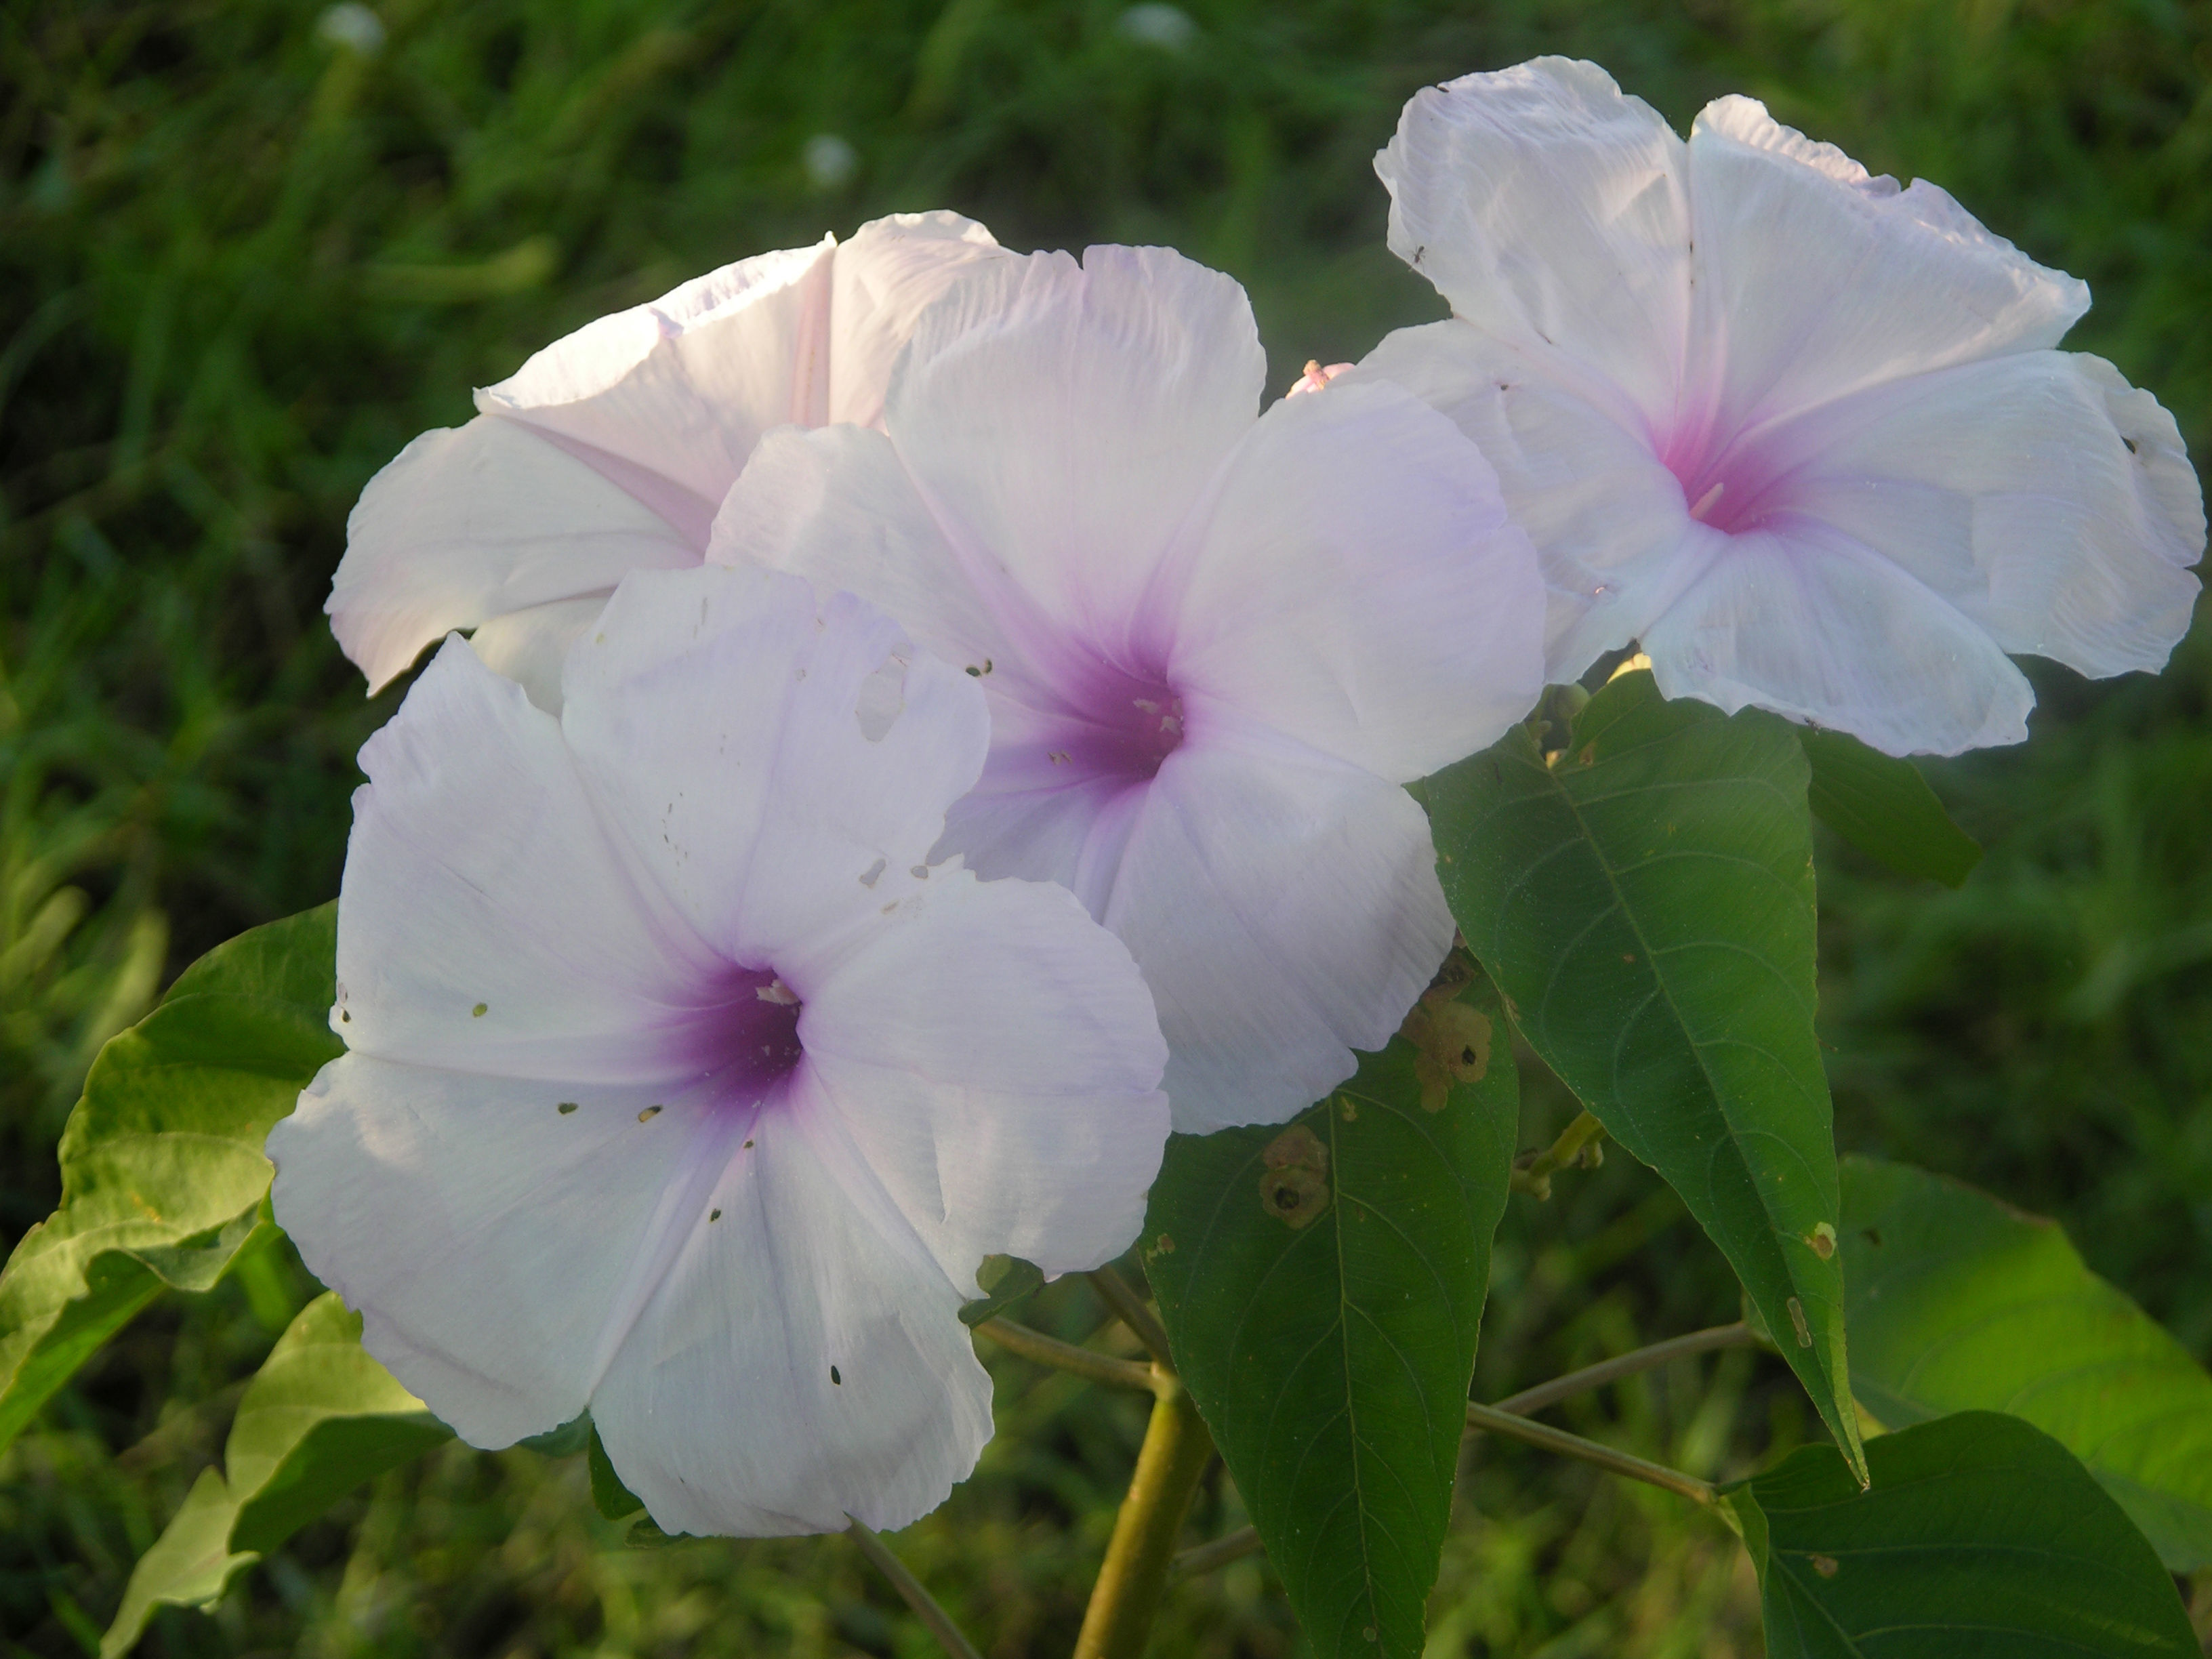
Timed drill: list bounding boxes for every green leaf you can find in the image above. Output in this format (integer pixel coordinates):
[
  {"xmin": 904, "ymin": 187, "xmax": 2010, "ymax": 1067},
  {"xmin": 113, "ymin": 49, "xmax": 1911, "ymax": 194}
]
[
  {"xmin": 101, "ymin": 1292, "xmax": 449, "ymax": 1658},
  {"xmin": 1799, "ymin": 726, "xmax": 1982, "ymax": 887},
  {"xmin": 1723, "ymin": 1411, "xmax": 2194, "ymax": 1656},
  {"xmin": 956, "ymin": 1254, "xmax": 1045, "ymax": 1328},
  {"xmin": 1841, "ymin": 1155, "xmax": 2212, "ymax": 1570},
  {"xmin": 1142, "ymin": 968, "xmax": 1517, "ymax": 1658},
  {"xmin": 1426, "ymin": 670, "xmax": 1862, "ymax": 1479},
  {"xmin": 1, "ymin": 904, "xmax": 342, "ymax": 1453}
]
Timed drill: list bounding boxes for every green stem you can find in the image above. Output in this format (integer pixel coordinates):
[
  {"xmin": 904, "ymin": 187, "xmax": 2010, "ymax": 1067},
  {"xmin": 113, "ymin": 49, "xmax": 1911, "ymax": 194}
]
[
  {"xmin": 1463, "ymin": 1399, "xmax": 1715, "ymax": 1506},
  {"xmin": 1169, "ymin": 1525, "xmax": 1264, "ymax": 1580},
  {"xmin": 845, "ymin": 1517, "xmax": 985, "ymax": 1659},
  {"xmin": 1490, "ymin": 1322, "xmax": 1753, "ymax": 1418},
  {"xmin": 1086, "ymin": 1265, "xmax": 1174, "ymax": 1368},
  {"xmin": 1073, "ymin": 1376, "xmax": 1216, "ymax": 1659},
  {"xmin": 975, "ymin": 1317, "xmax": 1162, "ymax": 1395},
  {"xmin": 1510, "ymin": 1109, "xmax": 1606, "ymax": 1200}
]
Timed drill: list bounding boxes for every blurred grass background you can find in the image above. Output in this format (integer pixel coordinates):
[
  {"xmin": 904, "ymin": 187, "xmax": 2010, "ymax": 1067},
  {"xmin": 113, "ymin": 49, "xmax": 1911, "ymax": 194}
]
[{"xmin": 2, "ymin": 0, "xmax": 2208, "ymax": 1654}]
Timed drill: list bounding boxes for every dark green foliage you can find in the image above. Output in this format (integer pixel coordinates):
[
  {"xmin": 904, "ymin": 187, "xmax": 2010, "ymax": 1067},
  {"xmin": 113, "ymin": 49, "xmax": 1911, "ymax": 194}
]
[
  {"xmin": 1429, "ymin": 672, "xmax": 1861, "ymax": 1476},
  {"xmin": 1724, "ymin": 1412, "xmax": 2196, "ymax": 1656},
  {"xmin": 1800, "ymin": 729, "xmax": 1982, "ymax": 888},
  {"xmin": 1144, "ymin": 973, "xmax": 1517, "ymax": 1659},
  {"xmin": 1840, "ymin": 1155, "xmax": 2212, "ymax": 1571}
]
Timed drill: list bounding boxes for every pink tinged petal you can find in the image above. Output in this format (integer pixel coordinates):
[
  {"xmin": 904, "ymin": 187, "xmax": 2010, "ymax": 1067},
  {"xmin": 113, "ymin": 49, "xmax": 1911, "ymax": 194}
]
[
  {"xmin": 1757, "ymin": 351, "xmax": 2203, "ymax": 678},
  {"xmin": 1103, "ymin": 724, "xmax": 1455, "ymax": 1133},
  {"xmin": 267, "ymin": 1056, "xmax": 729, "ymax": 1450},
  {"xmin": 1640, "ymin": 519, "xmax": 2034, "ymax": 756},
  {"xmin": 1353, "ymin": 322, "xmax": 1699, "ymax": 684},
  {"xmin": 1165, "ymin": 377, "xmax": 1547, "ymax": 781},
  {"xmin": 333, "ymin": 638, "xmax": 729, "ymax": 1084},
  {"xmin": 590, "ymin": 1088, "xmax": 995, "ymax": 1537},
  {"xmin": 883, "ymin": 244, "xmax": 1266, "ymax": 638},
  {"xmin": 825, "ymin": 212, "xmax": 1008, "ymax": 428},
  {"xmin": 558, "ymin": 565, "xmax": 989, "ymax": 977},
  {"xmin": 1681, "ymin": 96, "xmax": 2089, "ymax": 444},
  {"xmin": 480, "ymin": 238, "xmax": 838, "ymax": 524},
  {"xmin": 327, "ymin": 417, "xmax": 697, "ymax": 693},
  {"xmin": 707, "ymin": 424, "xmax": 1021, "ymax": 684},
  {"xmin": 714, "ymin": 425, "xmax": 1136, "ymax": 905},
  {"xmin": 465, "ymin": 594, "xmax": 607, "ymax": 714},
  {"xmin": 1376, "ymin": 57, "xmax": 1692, "ymax": 428},
  {"xmin": 800, "ymin": 869, "xmax": 1169, "ymax": 1286}
]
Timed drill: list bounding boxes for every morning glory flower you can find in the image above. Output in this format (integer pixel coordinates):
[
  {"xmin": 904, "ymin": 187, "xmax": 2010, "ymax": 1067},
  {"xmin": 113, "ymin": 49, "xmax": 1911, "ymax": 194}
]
[
  {"xmin": 268, "ymin": 565, "xmax": 1170, "ymax": 1537},
  {"xmin": 715, "ymin": 245, "xmax": 1547, "ymax": 1132},
  {"xmin": 327, "ymin": 213, "xmax": 1010, "ymax": 710},
  {"xmin": 1357, "ymin": 58, "xmax": 2205, "ymax": 756}
]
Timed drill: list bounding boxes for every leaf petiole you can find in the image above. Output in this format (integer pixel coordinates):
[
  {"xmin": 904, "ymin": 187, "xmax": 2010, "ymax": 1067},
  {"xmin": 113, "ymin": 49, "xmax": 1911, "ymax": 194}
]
[
  {"xmin": 1463, "ymin": 1399, "xmax": 1715, "ymax": 1505},
  {"xmin": 1086, "ymin": 1266, "xmax": 1175, "ymax": 1368},
  {"xmin": 845, "ymin": 1517, "xmax": 985, "ymax": 1659},
  {"xmin": 973, "ymin": 1318, "xmax": 1163, "ymax": 1395}
]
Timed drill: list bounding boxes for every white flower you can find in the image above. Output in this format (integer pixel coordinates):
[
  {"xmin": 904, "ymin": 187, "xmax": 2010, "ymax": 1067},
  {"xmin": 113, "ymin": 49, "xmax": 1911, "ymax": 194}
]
[
  {"xmin": 327, "ymin": 213, "xmax": 1011, "ymax": 711},
  {"xmin": 1359, "ymin": 58, "xmax": 2205, "ymax": 756},
  {"xmin": 714, "ymin": 245, "xmax": 1547, "ymax": 1132},
  {"xmin": 268, "ymin": 565, "xmax": 1170, "ymax": 1537}
]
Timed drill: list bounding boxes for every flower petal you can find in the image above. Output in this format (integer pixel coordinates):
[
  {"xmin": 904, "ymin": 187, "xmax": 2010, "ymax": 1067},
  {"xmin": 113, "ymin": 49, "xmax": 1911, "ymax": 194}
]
[
  {"xmin": 268, "ymin": 1055, "xmax": 724, "ymax": 1449},
  {"xmin": 1103, "ymin": 721, "xmax": 1454, "ymax": 1132},
  {"xmin": 825, "ymin": 212, "xmax": 1008, "ymax": 428},
  {"xmin": 1165, "ymin": 377, "xmax": 1546, "ymax": 779},
  {"xmin": 1353, "ymin": 321, "xmax": 1699, "ymax": 684},
  {"xmin": 1641, "ymin": 518, "xmax": 2034, "ymax": 756},
  {"xmin": 327, "ymin": 417, "xmax": 695, "ymax": 693},
  {"xmin": 708, "ymin": 424, "xmax": 1019, "ymax": 682},
  {"xmin": 558, "ymin": 565, "xmax": 989, "ymax": 977},
  {"xmin": 1376, "ymin": 57, "xmax": 1692, "ymax": 428},
  {"xmin": 479, "ymin": 239, "xmax": 836, "ymax": 520},
  {"xmin": 1757, "ymin": 351, "xmax": 2203, "ymax": 678},
  {"xmin": 590, "ymin": 1082, "xmax": 994, "ymax": 1536},
  {"xmin": 1684, "ymin": 96, "xmax": 2089, "ymax": 439},
  {"xmin": 800, "ymin": 868, "xmax": 1168, "ymax": 1289},
  {"xmin": 335, "ymin": 637, "xmax": 724, "ymax": 1084},
  {"xmin": 466, "ymin": 594, "xmax": 607, "ymax": 714},
  {"xmin": 884, "ymin": 244, "xmax": 1265, "ymax": 637}
]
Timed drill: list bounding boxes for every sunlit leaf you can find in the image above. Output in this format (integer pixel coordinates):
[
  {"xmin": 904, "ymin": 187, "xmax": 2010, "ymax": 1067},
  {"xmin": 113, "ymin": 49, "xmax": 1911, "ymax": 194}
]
[
  {"xmin": 1143, "ymin": 968, "xmax": 1517, "ymax": 1658},
  {"xmin": 1799, "ymin": 726, "xmax": 1982, "ymax": 886},
  {"xmin": 1841, "ymin": 1155, "xmax": 2212, "ymax": 1570},
  {"xmin": 100, "ymin": 1292, "xmax": 449, "ymax": 1658},
  {"xmin": 0, "ymin": 904, "xmax": 342, "ymax": 1452},
  {"xmin": 1723, "ymin": 1411, "xmax": 2194, "ymax": 1656},
  {"xmin": 1425, "ymin": 671, "xmax": 1862, "ymax": 1478}
]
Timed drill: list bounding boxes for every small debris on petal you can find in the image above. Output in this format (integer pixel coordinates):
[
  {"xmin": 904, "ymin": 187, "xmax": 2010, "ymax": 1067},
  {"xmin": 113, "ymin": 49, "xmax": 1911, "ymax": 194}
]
[{"xmin": 638, "ymin": 1105, "xmax": 663, "ymax": 1122}]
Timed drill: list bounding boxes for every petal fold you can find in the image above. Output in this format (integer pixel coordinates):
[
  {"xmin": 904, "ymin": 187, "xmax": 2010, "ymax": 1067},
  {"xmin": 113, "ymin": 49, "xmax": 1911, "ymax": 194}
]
[
  {"xmin": 1166, "ymin": 376, "xmax": 1547, "ymax": 778},
  {"xmin": 1105, "ymin": 722, "xmax": 1454, "ymax": 1132},
  {"xmin": 1641, "ymin": 520, "xmax": 2035, "ymax": 756},
  {"xmin": 327, "ymin": 418, "xmax": 695, "ymax": 693},
  {"xmin": 883, "ymin": 244, "xmax": 1266, "ymax": 638},
  {"xmin": 1376, "ymin": 57, "xmax": 1692, "ymax": 428}
]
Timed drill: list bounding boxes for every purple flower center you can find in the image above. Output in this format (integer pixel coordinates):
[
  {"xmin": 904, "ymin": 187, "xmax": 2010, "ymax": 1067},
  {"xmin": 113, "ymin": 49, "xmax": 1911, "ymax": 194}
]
[
  {"xmin": 1057, "ymin": 657, "xmax": 1187, "ymax": 785},
  {"xmin": 682, "ymin": 964, "xmax": 805, "ymax": 1111},
  {"xmin": 1656, "ymin": 407, "xmax": 1795, "ymax": 536}
]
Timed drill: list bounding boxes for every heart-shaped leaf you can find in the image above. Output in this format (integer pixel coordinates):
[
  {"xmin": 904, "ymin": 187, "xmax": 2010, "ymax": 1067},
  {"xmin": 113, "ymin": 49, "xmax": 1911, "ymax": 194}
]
[
  {"xmin": 0, "ymin": 904, "xmax": 342, "ymax": 1452},
  {"xmin": 1143, "ymin": 967, "xmax": 1517, "ymax": 1658},
  {"xmin": 101, "ymin": 1292, "xmax": 450, "ymax": 1658},
  {"xmin": 1425, "ymin": 672, "xmax": 1862, "ymax": 1478},
  {"xmin": 1841, "ymin": 1155, "xmax": 2212, "ymax": 1570},
  {"xmin": 1724, "ymin": 1410, "xmax": 2194, "ymax": 1656}
]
